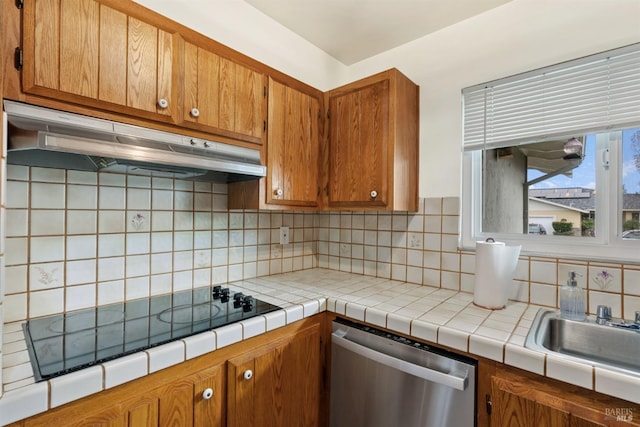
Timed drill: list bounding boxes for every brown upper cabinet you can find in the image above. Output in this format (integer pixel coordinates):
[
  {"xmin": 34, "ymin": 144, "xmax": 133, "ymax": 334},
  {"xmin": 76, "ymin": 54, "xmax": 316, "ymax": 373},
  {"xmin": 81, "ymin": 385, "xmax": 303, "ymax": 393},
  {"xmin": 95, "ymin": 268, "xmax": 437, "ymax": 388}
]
[
  {"xmin": 228, "ymin": 77, "xmax": 322, "ymax": 209},
  {"xmin": 11, "ymin": 2, "xmax": 419, "ymax": 212},
  {"xmin": 266, "ymin": 77, "xmax": 321, "ymax": 206},
  {"xmin": 18, "ymin": 0, "xmax": 266, "ymax": 145},
  {"xmin": 21, "ymin": 0, "xmax": 178, "ymax": 123},
  {"xmin": 181, "ymin": 40, "xmax": 266, "ymax": 145},
  {"xmin": 326, "ymin": 68, "xmax": 419, "ymax": 211}
]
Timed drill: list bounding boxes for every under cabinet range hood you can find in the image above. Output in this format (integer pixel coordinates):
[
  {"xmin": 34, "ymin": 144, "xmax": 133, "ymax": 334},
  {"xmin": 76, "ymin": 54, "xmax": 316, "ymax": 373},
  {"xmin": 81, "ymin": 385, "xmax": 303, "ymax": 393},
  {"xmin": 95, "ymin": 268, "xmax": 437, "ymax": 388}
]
[{"xmin": 3, "ymin": 101, "xmax": 266, "ymax": 182}]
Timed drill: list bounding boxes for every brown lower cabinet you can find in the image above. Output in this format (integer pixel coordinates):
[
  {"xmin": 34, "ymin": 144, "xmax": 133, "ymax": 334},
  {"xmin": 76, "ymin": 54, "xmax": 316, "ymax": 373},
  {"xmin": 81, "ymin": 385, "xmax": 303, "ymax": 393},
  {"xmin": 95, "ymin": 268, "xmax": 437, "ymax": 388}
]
[
  {"xmin": 485, "ymin": 362, "xmax": 640, "ymax": 427},
  {"xmin": 13, "ymin": 364, "xmax": 224, "ymax": 427},
  {"xmin": 8, "ymin": 315, "xmax": 327, "ymax": 427},
  {"xmin": 8, "ymin": 314, "xmax": 640, "ymax": 427},
  {"xmin": 227, "ymin": 320, "xmax": 321, "ymax": 427}
]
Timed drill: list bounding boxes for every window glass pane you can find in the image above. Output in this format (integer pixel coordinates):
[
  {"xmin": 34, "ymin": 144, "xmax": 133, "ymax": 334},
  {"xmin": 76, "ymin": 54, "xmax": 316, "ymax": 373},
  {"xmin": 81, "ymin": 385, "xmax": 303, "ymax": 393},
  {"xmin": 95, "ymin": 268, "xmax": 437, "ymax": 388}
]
[
  {"xmin": 482, "ymin": 135, "xmax": 596, "ymax": 237},
  {"xmin": 622, "ymin": 127, "xmax": 640, "ymax": 239}
]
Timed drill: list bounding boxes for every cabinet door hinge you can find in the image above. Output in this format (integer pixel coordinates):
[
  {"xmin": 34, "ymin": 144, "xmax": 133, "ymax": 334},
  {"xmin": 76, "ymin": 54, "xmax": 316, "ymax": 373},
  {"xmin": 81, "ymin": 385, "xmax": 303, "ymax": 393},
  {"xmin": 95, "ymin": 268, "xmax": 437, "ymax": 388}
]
[
  {"xmin": 14, "ymin": 47, "xmax": 23, "ymax": 71},
  {"xmin": 263, "ymin": 120, "xmax": 267, "ymax": 132},
  {"xmin": 327, "ymin": 110, "xmax": 331, "ymax": 120},
  {"xmin": 485, "ymin": 394, "xmax": 492, "ymax": 415},
  {"xmin": 264, "ymin": 86, "xmax": 267, "ymax": 98},
  {"xmin": 15, "ymin": 0, "xmax": 23, "ymax": 9}
]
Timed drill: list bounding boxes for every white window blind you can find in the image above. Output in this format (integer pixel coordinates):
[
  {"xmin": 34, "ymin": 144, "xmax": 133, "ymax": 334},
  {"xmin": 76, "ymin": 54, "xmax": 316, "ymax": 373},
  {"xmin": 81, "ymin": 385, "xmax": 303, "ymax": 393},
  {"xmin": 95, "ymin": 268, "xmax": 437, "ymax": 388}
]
[{"xmin": 463, "ymin": 43, "xmax": 640, "ymax": 151}]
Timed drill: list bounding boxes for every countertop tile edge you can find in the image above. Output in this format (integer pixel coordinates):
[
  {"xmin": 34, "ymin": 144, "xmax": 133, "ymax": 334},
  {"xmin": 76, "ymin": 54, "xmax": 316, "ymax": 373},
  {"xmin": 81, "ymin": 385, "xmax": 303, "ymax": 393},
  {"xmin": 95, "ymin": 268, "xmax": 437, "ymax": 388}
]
[{"xmin": 4, "ymin": 269, "xmax": 640, "ymax": 423}]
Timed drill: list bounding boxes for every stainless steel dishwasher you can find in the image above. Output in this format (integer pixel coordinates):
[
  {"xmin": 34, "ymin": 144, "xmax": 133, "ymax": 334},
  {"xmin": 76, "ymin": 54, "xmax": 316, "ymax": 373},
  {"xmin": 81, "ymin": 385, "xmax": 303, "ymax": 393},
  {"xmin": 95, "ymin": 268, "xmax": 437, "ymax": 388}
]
[{"xmin": 330, "ymin": 319, "xmax": 477, "ymax": 427}]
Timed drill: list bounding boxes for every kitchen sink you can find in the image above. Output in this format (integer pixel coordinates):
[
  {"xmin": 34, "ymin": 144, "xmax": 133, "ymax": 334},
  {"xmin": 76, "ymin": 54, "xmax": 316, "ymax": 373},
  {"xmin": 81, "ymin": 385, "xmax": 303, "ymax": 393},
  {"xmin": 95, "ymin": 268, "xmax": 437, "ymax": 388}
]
[{"xmin": 525, "ymin": 308, "xmax": 640, "ymax": 375}]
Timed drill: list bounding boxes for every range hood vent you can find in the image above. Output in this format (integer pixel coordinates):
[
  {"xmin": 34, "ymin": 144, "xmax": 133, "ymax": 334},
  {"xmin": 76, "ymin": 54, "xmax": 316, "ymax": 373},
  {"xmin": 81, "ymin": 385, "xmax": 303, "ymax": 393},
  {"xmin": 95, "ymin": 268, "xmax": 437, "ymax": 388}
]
[{"xmin": 4, "ymin": 101, "xmax": 266, "ymax": 182}]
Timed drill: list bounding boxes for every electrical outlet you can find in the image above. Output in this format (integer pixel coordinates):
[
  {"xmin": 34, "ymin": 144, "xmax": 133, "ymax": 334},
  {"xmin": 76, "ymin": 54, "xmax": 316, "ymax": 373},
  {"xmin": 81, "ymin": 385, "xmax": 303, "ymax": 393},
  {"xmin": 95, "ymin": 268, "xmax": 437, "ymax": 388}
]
[{"xmin": 279, "ymin": 226, "xmax": 290, "ymax": 244}]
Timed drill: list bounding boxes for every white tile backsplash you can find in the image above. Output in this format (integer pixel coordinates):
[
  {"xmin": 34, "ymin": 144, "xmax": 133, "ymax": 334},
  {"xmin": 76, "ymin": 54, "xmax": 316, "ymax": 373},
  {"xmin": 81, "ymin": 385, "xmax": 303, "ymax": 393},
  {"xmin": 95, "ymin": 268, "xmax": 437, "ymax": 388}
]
[
  {"xmin": 66, "ymin": 185, "xmax": 97, "ymax": 209},
  {"xmin": 67, "ymin": 170, "xmax": 97, "ymax": 185},
  {"xmin": 66, "ymin": 235, "xmax": 97, "ymax": 260},
  {"xmin": 66, "ymin": 210, "xmax": 97, "ymax": 235},
  {"xmin": 29, "ymin": 288, "xmax": 64, "ymax": 317},
  {"xmin": 30, "ymin": 236, "xmax": 65, "ymax": 263},
  {"xmin": 98, "ymin": 210, "xmax": 125, "ymax": 233},
  {"xmin": 31, "ymin": 183, "xmax": 65, "ymax": 209},
  {"xmin": 5, "ymin": 181, "xmax": 29, "ymax": 208},
  {"xmin": 31, "ymin": 167, "xmax": 65, "ymax": 183},
  {"xmin": 65, "ymin": 284, "xmax": 96, "ymax": 311},
  {"xmin": 28, "ymin": 262, "xmax": 63, "ymax": 291},
  {"xmin": 5, "ymin": 175, "xmax": 640, "ymax": 403}
]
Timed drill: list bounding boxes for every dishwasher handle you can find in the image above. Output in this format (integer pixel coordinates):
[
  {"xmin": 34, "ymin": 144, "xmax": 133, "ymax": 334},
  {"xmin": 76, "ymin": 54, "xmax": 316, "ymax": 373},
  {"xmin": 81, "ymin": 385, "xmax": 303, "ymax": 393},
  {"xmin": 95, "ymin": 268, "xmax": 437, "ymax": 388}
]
[{"xmin": 332, "ymin": 332, "xmax": 469, "ymax": 391}]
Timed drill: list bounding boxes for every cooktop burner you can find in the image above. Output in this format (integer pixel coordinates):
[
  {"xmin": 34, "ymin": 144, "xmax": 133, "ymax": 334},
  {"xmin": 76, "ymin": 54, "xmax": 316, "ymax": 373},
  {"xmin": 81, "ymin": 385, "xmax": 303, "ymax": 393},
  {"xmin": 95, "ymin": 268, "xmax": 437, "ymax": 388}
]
[{"xmin": 23, "ymin": 286, "xmax": 281, "ymax": 381}]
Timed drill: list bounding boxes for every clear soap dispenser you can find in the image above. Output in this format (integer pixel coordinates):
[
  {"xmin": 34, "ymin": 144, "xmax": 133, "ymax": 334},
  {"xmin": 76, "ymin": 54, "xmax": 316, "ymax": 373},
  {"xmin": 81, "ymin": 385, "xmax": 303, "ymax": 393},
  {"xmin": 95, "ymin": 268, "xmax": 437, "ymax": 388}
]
[{"xmin": 560, "ymin": 271, "xmax": 586, "ymax": 321}]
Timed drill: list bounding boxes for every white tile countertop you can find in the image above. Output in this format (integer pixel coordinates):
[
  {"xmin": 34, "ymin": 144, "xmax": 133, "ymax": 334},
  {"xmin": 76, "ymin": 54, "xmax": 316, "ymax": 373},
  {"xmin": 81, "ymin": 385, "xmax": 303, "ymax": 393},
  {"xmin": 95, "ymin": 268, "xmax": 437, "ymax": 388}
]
[{"xmin": 2, "ymin": 268, "xmax": 639, "ymax": 425}]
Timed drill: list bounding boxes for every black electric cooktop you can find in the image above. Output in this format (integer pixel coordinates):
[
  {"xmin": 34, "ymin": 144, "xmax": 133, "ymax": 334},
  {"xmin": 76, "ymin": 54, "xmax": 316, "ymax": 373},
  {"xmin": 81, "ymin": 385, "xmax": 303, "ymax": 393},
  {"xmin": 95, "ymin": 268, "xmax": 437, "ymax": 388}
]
[{"xmin": 23, "ymin": 286, "xmax": 281, "ymax": 381}]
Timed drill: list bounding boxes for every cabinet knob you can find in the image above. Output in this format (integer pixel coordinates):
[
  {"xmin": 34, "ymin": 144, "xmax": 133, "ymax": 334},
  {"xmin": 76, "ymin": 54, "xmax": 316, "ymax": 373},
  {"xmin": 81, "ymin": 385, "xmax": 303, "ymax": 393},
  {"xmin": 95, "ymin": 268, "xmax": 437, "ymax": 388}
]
[
  {"xmin": 243, "ymin": 369, "xmax": 253, "ymax": 380},
  {"xmin": 191, "ymin": 107, "xmax": 200, "ymax": 118},
  {"xmin": 157, "ymin": 98, "xmax": 169, "ymax": 109},
  {"xmin": 370, "ymin": 190, "xmax": 378, "ymax": 198},
  {"xmin": 274, "ymin": 188, "xmax": 283, "ymax": 197},
  {"xmin": 202, "ymin": 388, "xmax": 214, "ymax": 400}
]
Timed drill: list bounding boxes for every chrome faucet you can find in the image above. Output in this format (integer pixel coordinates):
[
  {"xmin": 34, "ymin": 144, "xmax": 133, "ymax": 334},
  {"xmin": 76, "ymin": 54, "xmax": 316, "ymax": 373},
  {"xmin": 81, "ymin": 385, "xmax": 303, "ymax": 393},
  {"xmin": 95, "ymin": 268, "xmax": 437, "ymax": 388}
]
[
  {"xmin": 635, "ymin": 311, "xmax": 640, "ymax": 326},
  {"xmin": 595, "ymin": 305, "xmax": 612, "ymax": 324}
]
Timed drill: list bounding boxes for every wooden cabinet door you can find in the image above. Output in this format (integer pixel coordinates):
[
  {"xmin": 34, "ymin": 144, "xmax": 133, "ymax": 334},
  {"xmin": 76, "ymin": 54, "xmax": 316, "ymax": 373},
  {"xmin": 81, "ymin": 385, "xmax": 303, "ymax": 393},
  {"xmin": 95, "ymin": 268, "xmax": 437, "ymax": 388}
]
[
  {"xmin": 490, "ymin": 370, "xmax": 629, "ymax": 427},
  {"xmin": 328, "ymin": 78, "xmax": 390, "ymax": 208},
  {"xmin": 182, "ymin": 41, "xmax": 265, "ymax": 144},
  {"xmin": 156, "ymin": 379, "xmax": 194, "ymax": 426},
  {"xmin": 192, "ymin": 365, "xmax": 225, "ymax": 427},
  {"xmin": 267, "ymin": 77, "xmax": 321, "ymax": 206},
  {"xmin": 23, "ymin": 395, "xmax": 161, "ymax": 427},
  {"xmin": 22, "ymin": 0, "xmax": 176, "ymax": 121},
  {"xmin": 326, "ymin": 68, "xmax": 418, "ymax": 211},
  {"xmin": 227, "ymin": 322, "xmax": 321, "ymax": 427},
  {"xmin": 492, "ymin": 375, "xmax": 570, "ymax": 427}
]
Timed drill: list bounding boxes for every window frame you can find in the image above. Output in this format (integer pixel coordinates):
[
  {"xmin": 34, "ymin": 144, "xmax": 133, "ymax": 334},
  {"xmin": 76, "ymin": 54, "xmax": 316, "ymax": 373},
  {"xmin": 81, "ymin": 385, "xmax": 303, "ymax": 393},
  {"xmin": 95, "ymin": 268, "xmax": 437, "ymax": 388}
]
[
  {"xmin": 461, "ymin": 43, "xmax": 640, "ymax": 262},
  {"xmin": 461, "ymin": 116, "xmax": 640, "ymax": 264}
]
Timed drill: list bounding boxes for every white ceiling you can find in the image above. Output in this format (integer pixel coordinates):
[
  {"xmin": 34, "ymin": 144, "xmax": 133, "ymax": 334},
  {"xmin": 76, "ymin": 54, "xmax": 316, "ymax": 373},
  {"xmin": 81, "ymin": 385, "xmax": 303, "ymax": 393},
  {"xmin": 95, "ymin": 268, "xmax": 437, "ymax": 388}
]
[{"xmin": 243, "ymin": 0, "xmax": 512, "ymax": 65}]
